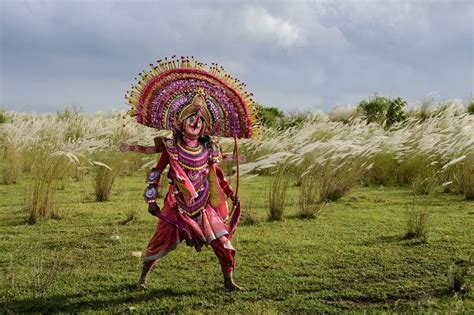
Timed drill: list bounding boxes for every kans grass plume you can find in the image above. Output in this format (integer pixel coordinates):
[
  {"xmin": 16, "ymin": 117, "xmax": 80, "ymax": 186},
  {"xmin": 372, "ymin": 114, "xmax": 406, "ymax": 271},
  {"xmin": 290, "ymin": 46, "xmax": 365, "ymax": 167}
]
[{"xmin": 1, "ymin": 99, "xmax": 473, "ymax": 214}]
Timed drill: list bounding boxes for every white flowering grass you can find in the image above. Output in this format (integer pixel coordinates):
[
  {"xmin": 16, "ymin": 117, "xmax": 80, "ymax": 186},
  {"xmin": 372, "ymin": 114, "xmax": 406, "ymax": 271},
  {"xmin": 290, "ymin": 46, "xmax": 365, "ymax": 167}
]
[
  {"xmin": 2, "ymin": 99, "xmax": 473, "ymax": 207},
  {"xmin": 235, "ymin": 99, "xmax": 473, "ymax": 198},
  {"xmin": 328, "ymin": 105, "xmax": 357, "ymax": 123}
]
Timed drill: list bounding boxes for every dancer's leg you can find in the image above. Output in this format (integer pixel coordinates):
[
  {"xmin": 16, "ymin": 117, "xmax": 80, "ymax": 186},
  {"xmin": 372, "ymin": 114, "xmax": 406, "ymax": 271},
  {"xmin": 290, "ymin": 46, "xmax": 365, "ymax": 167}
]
[
  {"xmin": 136, "ymin": 218, "xmax": 180, "ymax": 290},
  {"xmin": 210, "ymin": 237, "xmax": 243, "ymax": 291},
  {"xmin": 136, "ymin": 260, "xmax": 156, "ymax": 291}
]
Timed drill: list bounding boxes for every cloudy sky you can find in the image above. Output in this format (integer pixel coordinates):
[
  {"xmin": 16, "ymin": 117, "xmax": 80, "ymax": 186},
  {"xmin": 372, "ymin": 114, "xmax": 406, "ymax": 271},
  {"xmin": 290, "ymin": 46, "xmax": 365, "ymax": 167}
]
[{"xmin": 1, "ymin": 0, "xmax": 473, "ymax": 113}]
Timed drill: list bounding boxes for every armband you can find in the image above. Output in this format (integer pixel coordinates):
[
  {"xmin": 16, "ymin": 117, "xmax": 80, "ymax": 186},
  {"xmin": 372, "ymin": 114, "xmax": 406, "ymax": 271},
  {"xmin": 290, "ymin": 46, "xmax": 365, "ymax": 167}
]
[
  {"xmin": 144, "ymin": 186, "xmax": 158, "ymax": 203},
  {"xmin": 147, "ymin": 168, "xmax": 160, "ymax": 184}
]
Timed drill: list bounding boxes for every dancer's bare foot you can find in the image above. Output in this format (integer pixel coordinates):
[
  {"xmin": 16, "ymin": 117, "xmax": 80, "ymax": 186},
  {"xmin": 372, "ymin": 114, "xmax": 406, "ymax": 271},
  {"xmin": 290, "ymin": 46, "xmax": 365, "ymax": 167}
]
[
  {"xmin": 136, "ymin": 265, "xmax": 151, "ymax": 291},
  {"xmin": 224, "ymin": 276, "xmax": 244, "ymax": 291},
  {"xmin": 135, "ymin": 283, "xmax": 147, "ymax": 291}
]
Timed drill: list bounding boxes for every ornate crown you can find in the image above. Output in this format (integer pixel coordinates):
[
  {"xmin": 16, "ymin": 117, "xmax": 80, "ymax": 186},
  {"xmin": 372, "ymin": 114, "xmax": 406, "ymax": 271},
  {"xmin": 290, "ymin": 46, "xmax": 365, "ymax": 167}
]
[{"xmin": 125, "ymin": 56, "xmax": 260, "ymax": 139}]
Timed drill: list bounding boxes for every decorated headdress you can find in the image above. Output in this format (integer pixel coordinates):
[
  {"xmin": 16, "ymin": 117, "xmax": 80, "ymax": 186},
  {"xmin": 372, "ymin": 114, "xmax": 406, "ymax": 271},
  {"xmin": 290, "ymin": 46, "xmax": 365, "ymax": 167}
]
[{"xmin": 125, "ymin": 56, "xmax": 260, "ymax": 139}]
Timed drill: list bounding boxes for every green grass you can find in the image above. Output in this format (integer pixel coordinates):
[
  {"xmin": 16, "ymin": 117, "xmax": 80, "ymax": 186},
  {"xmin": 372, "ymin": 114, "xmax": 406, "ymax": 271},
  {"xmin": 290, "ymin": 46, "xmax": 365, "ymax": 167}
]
[{"xmin": 0, "ymin": 174, "xmax": 473, "ymax": 313}]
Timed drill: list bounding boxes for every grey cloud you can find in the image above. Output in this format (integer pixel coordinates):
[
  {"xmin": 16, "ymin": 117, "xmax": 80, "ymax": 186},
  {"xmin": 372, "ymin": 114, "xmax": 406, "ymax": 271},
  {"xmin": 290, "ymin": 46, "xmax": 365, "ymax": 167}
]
[{"xmin": 1, "ymin": 0, "xmax": 472, "ymax": 113}]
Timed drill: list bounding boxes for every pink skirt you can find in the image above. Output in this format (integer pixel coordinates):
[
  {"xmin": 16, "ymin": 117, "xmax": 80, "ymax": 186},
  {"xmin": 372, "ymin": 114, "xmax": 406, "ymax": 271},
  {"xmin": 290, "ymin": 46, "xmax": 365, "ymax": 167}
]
[{"xmin": 143, "ymin": 187, "xmax": 233, "ymax": 262}]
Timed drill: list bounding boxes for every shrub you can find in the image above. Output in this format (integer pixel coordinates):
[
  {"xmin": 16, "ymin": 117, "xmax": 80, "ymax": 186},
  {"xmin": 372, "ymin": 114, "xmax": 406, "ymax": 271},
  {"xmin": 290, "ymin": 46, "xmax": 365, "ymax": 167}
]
[
  {"xmin": 358, "ymin": 94, "xmax": 391, "ymax": 125},
  {"xmin": 277, "ymin": 115, "xmax": 305, "ymax": 130},
  {"xmin": 255, "ymin": 104, "xmax": 284, "ymax": 127},
  {"xmin": 220, "ymin": 159, "xmax": 235, "ymax": 177},
  {"xmin": 64, "ymin": 120, "xmax": 85, "ymax": 142},
  {"xmin": 386, "ymin": 97, "xmax": 407, "ymax": 127},
  {"xmin": 419, "ymin": 103, "xmax": 431, "ymax": 121},
  {"xmin": 120, "ymin": 153, "xmax": 153, "ymax": 176},
  {"xmin": 433, "ymin": 100, "xmax": 466, "ymax": 118},
  {"xmin": 268, "ymin": 165, "xmax": 289, "ymax": 221},
  {"xmin": 358, "ymin": 94, "xmax": 408, "ymax": 127},
  {"xmin": 292, "ymin": 155, "xmax": 315, "ymax": 187},
  {"xmin": 412, "ymin": 172, "xmax": 438, "ymax": 195},
  {"xmin": 439, "ymin": 154, "xmax": 471, "ymax": 195}
]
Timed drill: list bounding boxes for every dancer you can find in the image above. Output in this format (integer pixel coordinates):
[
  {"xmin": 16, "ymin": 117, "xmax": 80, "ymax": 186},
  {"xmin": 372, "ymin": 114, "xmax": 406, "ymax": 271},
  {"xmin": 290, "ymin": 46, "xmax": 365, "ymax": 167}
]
[{"xmin": 121, "ymin": 56, "xmax": 259, "ymax": 291}]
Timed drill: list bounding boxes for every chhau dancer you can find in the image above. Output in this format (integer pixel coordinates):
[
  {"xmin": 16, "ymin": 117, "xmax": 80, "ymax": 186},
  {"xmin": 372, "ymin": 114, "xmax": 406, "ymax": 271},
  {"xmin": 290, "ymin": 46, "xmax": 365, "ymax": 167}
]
[{"xmin": 121, "ymin": 56, "xmax": 260, "ymax": 291}]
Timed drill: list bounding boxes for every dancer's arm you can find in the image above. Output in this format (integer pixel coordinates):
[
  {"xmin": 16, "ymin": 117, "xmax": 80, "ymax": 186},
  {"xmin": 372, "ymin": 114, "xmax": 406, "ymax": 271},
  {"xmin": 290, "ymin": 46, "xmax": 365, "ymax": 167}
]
[
  {"xmin": 144, "ymin": 150, "xmax": 170, "ymax": 216},
  {"xmin": 119, "ymin": 136, "xmax": 166, "ymax": 154},
  {"xmin": 120, "ymin": 143, "xmax": 158, "ymax": 154}
]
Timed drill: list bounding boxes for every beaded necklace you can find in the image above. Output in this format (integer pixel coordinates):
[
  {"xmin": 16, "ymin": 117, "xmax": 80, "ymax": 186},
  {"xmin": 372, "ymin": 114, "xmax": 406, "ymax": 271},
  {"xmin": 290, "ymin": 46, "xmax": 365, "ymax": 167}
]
[{"xmin": 177, "ymin": 140, "xmax": 209, "ymax": 171}]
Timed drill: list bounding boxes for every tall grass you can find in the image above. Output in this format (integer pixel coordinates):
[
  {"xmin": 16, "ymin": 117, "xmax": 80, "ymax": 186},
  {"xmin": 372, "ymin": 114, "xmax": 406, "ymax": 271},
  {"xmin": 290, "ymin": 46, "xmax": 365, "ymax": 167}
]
[
  {"xmin": 0, "ymin": 108, "xmax": 10, "ymax": 124},
  {"xmin": 316, "ymin": 158, "xmax": 365, "ymax": 202},
  {"xmin": 404, "ymin": 200, "xmax": 429, "ymax": 242},
  {"xmin": 1, "ymin": 100, "xmax": 472, "ymax": 205},
  {"xmin": 448, "ymin": 257, "xmax": 472, "ymax": 294},
  {"xmin": 268, "ymin": 165, "xmax": 289, "ymax": 221},
  {"xmin": 398, "ymin": 154, "xmax": 438, "ymax": 194},
  {"xmin": 120, "ymin": 200, "xmax": 141, "ymax": 225},
  {"xmin": 297, "ymin": 170, "xmax": 323, "ymax": 219},
  {"xmin": 459, "ymin": 153, "xmax": 474, "ymax": 200},
  {"xmin": 468, "ymin": 99, "xmax": 474, "ymax": 114},
  {"xmin": 26, "ymin": 147, "xmax": 71, "ymax": 224},
  {"xmin": 328, "ymin": 105, "xmax": 356, "ymax": 123},
  {"xmin": 92, "ymin": 149, "xmax": 127, "ymax": 202},
  {"xmin": 1, "ymin": 143, "xmax": 23, "ymax": 184},
  {"xmin": 367, "ymin": 152, "xmax": 398, "ymax": 186},
  {"xmin": 93, "ymin": 163, "xmax": 116, "ymax": 202}
]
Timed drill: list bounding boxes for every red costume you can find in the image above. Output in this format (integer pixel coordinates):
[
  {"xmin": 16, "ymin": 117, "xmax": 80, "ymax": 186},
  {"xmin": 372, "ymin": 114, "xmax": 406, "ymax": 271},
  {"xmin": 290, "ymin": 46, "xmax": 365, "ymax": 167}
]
[
  {"xmin": 143, "ymin": 137, "xmax": 237, "ymax": 277},
  {"xmin": 122, "ymin": 56, "xmax": 259, "ymax": 290}
]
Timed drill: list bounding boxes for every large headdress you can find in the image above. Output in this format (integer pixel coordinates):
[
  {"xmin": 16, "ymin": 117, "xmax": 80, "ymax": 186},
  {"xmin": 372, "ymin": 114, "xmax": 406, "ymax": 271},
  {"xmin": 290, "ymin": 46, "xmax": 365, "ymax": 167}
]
[{"xmin": 125, "ymin": 56, "xmax": 260, "ymax": 139}]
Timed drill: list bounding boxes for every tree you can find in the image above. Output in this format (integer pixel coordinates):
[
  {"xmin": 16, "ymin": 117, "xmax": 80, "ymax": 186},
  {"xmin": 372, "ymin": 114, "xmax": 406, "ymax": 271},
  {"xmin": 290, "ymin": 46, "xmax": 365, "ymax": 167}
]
[
  {"xmin": 358, "ymin": 94, "xmax": 407, "ymax": 127},
  {"xmin": 386, "ymin": 97, "xmax": 407, "ymax": 127},
  {"xmin": 255, "ymin": 104, "xmax": 284, "ymax": 127},
  {"xmin": 358, "ymin": 94, "xmax": 391, "ymax": 125}
]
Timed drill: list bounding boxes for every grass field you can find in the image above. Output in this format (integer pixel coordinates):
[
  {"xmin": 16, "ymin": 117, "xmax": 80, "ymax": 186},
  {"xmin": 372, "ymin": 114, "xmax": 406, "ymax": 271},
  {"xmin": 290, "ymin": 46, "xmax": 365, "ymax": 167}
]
[{"xmin": 1, "ymin": 174, "xmax": 472, "ymax": 313}]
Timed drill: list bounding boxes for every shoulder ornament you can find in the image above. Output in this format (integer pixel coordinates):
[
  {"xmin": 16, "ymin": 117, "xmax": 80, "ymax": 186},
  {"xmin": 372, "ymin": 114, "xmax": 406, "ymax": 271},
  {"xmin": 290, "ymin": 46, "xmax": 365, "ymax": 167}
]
[{"xmin": 164, "ymin": 138, "xmax": 178, "ymax": 159}]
